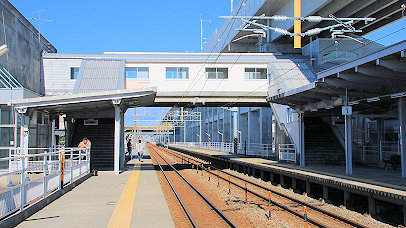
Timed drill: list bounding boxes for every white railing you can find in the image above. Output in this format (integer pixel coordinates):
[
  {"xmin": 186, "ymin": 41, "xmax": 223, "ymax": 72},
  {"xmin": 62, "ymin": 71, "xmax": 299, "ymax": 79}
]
[
  {"xmin": 173, "ymin": 142, "xmax": 237, "ymax": 153},
  {"xmin": 0, "ymin": 147, "xmax": 90, "ymax": 220},
  {"xmin": 362, "ymin": 145, "xmax": 379, "ymax": 164},
  {"xmin": 278, "ymin": 144, "xmax": 296, "ymax": 163},
  {"xmin": 244, "ymin": 143, "xmax": 274, "ymax": 157},
  {"xmin": 380, "ymin": 141, "xmax": 400, "ymax": 161},
  {"xmin": 360, "ymin": 141, "xmax": 400, "ymax": 165},
  {"xmin": 171, "ymin": 142, "xmax": 274, "ymax": 158}
]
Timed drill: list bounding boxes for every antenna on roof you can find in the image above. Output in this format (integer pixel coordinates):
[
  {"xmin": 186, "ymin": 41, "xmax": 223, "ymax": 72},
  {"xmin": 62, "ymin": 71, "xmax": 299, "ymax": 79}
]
[{"xmin": 29, "ymin": 10, "xmax": 52, "ymax": 51}]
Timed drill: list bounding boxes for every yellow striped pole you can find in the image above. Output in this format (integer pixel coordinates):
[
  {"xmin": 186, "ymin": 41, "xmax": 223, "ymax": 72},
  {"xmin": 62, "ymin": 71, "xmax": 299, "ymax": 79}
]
[{"xmin": 294, "ymin": 0, "xmax": 301, "ymax": 49}]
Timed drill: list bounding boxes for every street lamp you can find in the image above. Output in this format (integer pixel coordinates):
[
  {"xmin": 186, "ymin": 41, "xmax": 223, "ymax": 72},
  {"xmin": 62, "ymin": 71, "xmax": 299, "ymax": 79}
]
[
  {"xmin": 217, "ymin": 131, "xmax": 223, "ymax": 142},
  {"xmin": 205, "ymin": 133, "xmax": 211, "ymax": 141},
  {"xmin": 237, "ymin": 130, "xmax": 241, "ymax": 144},
  {"xmin": 205, "ymin": 133, "xmax": 211, "ymax": 149}
]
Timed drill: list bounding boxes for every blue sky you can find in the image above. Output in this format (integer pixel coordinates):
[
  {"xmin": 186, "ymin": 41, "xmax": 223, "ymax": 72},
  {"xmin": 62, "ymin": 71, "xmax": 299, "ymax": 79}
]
[
  {"xmin": 10, "ymin": 0, "xmax": 233, "ymax": 53},
  {"xmin": 9, "ymin": 1, "xmax": 406, "ymax": 126},
  {"xmin": 9, "ymin": 0, "xmax": 236, "ymax": 126}
]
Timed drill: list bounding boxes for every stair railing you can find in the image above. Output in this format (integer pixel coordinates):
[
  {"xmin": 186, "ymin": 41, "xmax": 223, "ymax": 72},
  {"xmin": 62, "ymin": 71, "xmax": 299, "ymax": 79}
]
[{"xmin": 270, "ymin": 103, "xmax": 295, "ymax": 149}]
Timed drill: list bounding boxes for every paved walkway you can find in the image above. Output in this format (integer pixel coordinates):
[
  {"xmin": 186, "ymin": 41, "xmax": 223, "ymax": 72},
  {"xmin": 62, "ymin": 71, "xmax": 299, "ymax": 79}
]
[
  {"xmin": 17, "ymin": 150, "xmax": 174, "ymax": 228},
  {"xmin": 171, "ymin": 145, "xmax": 406, "ymax": 194}
]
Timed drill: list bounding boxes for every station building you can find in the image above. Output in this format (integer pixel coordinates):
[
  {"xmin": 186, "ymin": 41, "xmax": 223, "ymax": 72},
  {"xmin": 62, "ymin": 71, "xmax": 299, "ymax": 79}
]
[
  {"xmin": 9, "ymin": 0, "xmax": 406, "ymax": 176},
  {"xmin": 4, "ymin": 0, "xmax": 406, "ymax": 225},
  {"xmin": 0, "ymin": 0, "xmax": 56, "ymax": 169}
]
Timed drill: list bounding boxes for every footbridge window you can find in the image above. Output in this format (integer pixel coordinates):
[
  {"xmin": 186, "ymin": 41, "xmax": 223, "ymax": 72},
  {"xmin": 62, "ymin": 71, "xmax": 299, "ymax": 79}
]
[
  {"xmin": 287, "ymin": 108, "xmax": 294, "ymax": 123},
  {"xmin": 166, "ymin": 67, "xmax": 189, "ymax": 79},
  {"xmin": 206, "ymin": 68, "xmax": 228, "ymax": 79},
  {"xmin": 70, "ymin": 67, "xmax": 79, "ymax": 79},
  {"xmin": 244, "ymin": 68, "xmax": 267, "ymax": 79},
  {"xmin": 125, "ymin": 67, "xmax": 149, "ymax": 79}
]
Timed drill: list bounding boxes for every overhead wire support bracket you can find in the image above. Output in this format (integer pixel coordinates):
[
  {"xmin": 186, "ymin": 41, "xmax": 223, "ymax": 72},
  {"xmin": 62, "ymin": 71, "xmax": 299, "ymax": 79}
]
[
  {"xmin": 220, "ymin": 15, "xmax": 375, "ymax": 23},
  {"xmin": 232, "ymin": 16, "xmax": 370, "ymax": 38}
]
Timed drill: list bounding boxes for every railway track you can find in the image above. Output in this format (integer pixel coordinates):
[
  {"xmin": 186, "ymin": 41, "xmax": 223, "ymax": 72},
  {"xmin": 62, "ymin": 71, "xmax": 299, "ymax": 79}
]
[
  {"xmin": 154, "ymin": 145, "xmax": 368, "ymax": 228},
  {"xmin": 148, "ymin": 145, "xmax": 238, "ymax": 228}
]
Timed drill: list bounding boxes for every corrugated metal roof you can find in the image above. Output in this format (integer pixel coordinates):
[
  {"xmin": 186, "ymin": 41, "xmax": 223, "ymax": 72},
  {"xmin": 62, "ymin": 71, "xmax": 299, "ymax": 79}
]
[
  {"xmin": 73, "ymin": 60, "xmax": 125, "ymax": 94},
  {"xmin": 268, "ymin": 59, "xmax": 317, "ymax": 97}
]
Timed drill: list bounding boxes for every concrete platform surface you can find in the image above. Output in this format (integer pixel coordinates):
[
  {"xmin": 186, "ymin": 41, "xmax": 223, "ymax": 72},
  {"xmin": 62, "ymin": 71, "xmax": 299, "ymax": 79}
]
[
  {"xmin": 17, "ymin": 150, "xmax": 174, "ymax": 228},
  {"xmin": 172, "ymin": 145, "xmax": 406, "ymax": 196}
]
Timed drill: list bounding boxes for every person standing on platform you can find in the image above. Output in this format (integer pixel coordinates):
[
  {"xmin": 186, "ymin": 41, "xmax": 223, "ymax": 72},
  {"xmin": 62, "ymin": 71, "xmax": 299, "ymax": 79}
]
[
  {"xmin": 78, "ymin": 137, "xmax": 92, "ymax": 171},
  {"xmin": 136, "ymin": 139, "xmax": 145, "ymax": 162},
  {"xmin": 127, "ymin": 139, "xmax": 133, "ymax": 160},
  {"xmin": 78, "ymin": 137, "xmax": 91, "ymax": 159}
]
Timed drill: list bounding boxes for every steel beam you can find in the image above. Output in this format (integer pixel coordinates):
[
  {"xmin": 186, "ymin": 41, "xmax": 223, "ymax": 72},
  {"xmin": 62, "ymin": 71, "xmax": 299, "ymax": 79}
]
[
  {"xmin": 339, "ymin": 72, "xmax": 406, "ymax": 86},
  {"xmin": 323, "ymin": 78, "xmax": 381, "ymax": 92},
  {"xmin": 376, "ymin": 58, "xmax": 406, "ymax": 72},
  {"xmin": 356, "ymin": 66, "xmax": 406, "ymax": 81}
]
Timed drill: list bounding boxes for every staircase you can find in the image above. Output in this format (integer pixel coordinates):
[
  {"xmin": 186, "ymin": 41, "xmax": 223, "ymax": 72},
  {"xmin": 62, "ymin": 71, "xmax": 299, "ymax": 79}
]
[
  {"xmin": 304, "ymin": 117, "xmax": 345, "ymax": 165},
  {"xmin": 70, "ymin": 118, "xmax": 114, "ymax": 170}
]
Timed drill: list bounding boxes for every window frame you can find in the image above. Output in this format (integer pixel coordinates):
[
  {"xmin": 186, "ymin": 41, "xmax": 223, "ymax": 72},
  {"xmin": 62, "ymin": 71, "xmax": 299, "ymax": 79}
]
[
  {"xmin": 70, "ymin": 67, "xmax": 79, "ymax": 80},
  {"xmin": 165, "ymin": 67, "xmax": 189, "ymax": 79},
  {"xmin": 287, "ymin": 108, "xmax": 294, "ymax": 123},
  {"xmin": 125, "ymin": 67, "xmax": 149, "ymax": 79},
  {"xmin": 244, "ymin": 67, "xmax": 267, "ymax": 79},
  {"xmin": 205, "ymin": 67, "xmax": 228, "ymax": 79}
]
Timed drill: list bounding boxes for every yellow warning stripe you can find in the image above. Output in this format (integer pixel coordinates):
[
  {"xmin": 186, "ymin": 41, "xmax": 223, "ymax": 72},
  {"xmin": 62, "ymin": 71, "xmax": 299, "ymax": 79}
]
[
  {"xmin": 107, "ymin": 162, "xmax": 141, "ymax": 228},
  {"xmin": 240, "ymin": 158, "xmax": 273, "ymax": 164}
]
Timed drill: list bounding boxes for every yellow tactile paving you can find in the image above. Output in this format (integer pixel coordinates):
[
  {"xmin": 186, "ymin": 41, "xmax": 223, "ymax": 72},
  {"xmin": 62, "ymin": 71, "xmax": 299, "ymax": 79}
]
[
  {"xmin": 107, "ymin": 162, "xmax": 141, "ymax": 228},
  {"xmin": 239, "ymin": 158, "xmax": 275, "ymax": 164}
]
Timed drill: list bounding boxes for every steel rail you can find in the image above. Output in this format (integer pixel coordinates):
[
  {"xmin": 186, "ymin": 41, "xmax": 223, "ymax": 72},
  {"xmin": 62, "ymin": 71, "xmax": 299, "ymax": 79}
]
[
  {"xmin": 159, "ymin": 145, "xmax": 367, "ymax": 228},
  {"xmin": 148, "ymin": 146, "xmax": 198, "ymax": 228},
  {"xmin": 149, "ymin": 145, "xmax": 238, "ymax": 228}
]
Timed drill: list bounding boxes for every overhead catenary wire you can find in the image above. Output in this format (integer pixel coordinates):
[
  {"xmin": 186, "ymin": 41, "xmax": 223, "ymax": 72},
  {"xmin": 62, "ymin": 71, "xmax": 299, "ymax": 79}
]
[
  {"xmin": 174, "ymin": 0, "xmax": 250, "ymax": 107},
  {"xmin": 196, "ymin": 0, "xmax": 282, "ymax": 101},
  {"xmin": 221, "ymin": 26, "xmax": 406, "ymax": 108}
]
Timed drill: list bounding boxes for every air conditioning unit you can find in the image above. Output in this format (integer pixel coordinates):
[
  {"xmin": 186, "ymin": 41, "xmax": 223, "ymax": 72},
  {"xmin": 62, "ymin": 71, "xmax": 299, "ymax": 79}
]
[{"xmin": 84, "ymin": 119, "xmax": 98, "ymax": 126}]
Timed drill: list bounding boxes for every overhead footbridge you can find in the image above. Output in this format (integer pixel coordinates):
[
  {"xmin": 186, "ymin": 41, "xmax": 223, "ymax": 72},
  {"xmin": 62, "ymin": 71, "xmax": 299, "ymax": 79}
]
[{"xmin": 43, "ymin": 52, "xmax": 280, "ymax": 107}]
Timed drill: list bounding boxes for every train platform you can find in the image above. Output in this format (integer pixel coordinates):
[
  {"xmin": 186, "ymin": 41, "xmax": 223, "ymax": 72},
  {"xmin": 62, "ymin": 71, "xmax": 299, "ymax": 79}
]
[
  {"xmin": 169, "ymin": 145, "xmax": 406, "ymax": 219},
  {"xmin": 16, "ymin": 150, "xmax": 174, "ymax": 228},
  {"xmin": 170, "ymin": 145, "xmax": 406, "ymax": 189}
]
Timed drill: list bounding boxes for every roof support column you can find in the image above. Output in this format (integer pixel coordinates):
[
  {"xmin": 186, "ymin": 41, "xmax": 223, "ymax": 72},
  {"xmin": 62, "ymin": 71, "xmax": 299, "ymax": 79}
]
[
  {"xmin": 16, "ymin": 108, "xmax": 29, "ymax": 150},
  {"xmin": 232, "ymin": 108, "xmax": 238, "ymax": 154},
  {"xmin": 51, "ymin": 119, "xmax": 56, "ymax": 148},
  {"xmin": 120, "ymin": 109, "xmax": 125, "ymax": 169},
  {"xmin": 345, "ymin": 114, "xmax": 353, "ymax": 175},
  {"xmin": 298, "ymin": 112, "xmax": 305, "ymax": 167},
  {"xmin": 248, "ymin": 108, "xmax": 251, "ymax": 152},
  {"xmin": 112, "ymin": 99, "xmax": 122, "ymax": 175},
  {"xmin": 399, "ymin": 97, "xmax": 406, "ymax": 178},
  {"xmin": 377, "ymin": 119, "xmax": 383, "ymax": 162}
]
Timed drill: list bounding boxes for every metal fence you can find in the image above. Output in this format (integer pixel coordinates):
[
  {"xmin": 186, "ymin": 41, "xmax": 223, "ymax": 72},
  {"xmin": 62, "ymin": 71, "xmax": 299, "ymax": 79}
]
[
  {"xmin": 0, "ymin": 147, "xmax": 90, "ymax": 220},
  {"xmin": 172, "ymin": 142, "xmax": 274, "ymax": 158},
  {"xmin": 361, "ymin": 145, "xmax": 379, "ymax": 164},
  {"xmin": 278, "ymin": 144, "xmax": 296, "ymax": 163},
  {"xmin": 380, "ymin": 141, "xmax": 400, "ymax": 161},
  {"xmin": 360, "ymin": 141, "xmax": 400, "ymax": 165}
]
